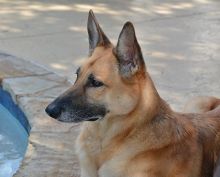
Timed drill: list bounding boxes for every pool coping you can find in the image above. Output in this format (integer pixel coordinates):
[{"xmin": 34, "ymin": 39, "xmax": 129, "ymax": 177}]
[{"xmin": 0, "ymin": 53, "xmax": 80, "ymax": 177}]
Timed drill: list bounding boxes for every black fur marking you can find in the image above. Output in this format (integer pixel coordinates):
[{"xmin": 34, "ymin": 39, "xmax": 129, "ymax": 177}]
[
  {"xmin": 45, "ymin": 86, "xmax": 107, "ymax": 123},
  {"xmin": 76, "ymin": 67, "xmax": 81, "ymax": 76}
]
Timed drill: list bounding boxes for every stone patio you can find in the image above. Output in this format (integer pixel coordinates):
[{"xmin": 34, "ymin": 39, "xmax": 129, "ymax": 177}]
[{"xmin": 0, "ymin": 53, "xmax": 80, "ymax": 177}]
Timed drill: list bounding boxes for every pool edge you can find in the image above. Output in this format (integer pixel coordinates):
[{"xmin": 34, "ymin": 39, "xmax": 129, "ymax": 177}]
[
  {"xmin": 0, "ymin": 53, "xmax": 80, "ymax": 177},
  {"xmin": 0, "ymin": 87, "xmax": 31, "ymax": 134}
]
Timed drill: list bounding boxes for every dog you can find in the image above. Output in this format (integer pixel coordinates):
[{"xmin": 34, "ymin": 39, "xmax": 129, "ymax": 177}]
[{"xmin": 46, "ymin": 10, "xmax": 220, "ymax": 177}]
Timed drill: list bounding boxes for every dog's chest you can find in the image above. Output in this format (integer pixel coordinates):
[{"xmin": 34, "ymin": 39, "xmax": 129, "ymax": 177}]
[
  {"xmin": 97, "ymin": 152, "xmax": 153, "ymax": 177},
  {"xmin": 83, "ymin": 130, "xmax": 153, "ymax": 176},
  {"xmin": 96, "ymin": 143, "xmax": 154, "ymax": 177},
  {"xmin": 97, "ymin": 151, "xmax": 132, "ymax": 177}
]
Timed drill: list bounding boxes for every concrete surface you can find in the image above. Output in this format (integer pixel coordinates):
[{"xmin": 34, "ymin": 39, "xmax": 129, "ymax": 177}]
[{"xmin": 0, "ymin": 0, "xmax": 220, "ymax": 110}]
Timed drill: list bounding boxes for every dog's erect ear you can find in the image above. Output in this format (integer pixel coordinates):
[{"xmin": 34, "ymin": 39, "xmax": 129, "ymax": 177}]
[
  {"xmin": 115, "ymin": 22, "xmax": 145, "ymax": 78},
  {"xmin": 87, "ymin": 10, "xmax": 111, "ymax": 55}
]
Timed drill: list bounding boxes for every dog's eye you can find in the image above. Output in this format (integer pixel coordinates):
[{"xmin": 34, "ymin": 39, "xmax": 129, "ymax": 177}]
[
  {"xmin": 91, "ymin": 79, "xmax": 104, "ymax": 87},
  {"xmin": 87, "ymin": 74, "xmax": 104, "ymax": 87}
]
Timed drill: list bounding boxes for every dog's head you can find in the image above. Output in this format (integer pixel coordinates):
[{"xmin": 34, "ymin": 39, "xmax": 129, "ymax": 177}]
[{"xmin": 45, "ymin": 10, "xmax": 147, "ymax": 123}]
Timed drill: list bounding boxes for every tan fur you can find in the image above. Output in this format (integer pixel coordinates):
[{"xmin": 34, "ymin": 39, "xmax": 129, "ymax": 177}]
[
  {"xmin": 184, "ymin": 96, "xmax": 220, "ymax": 113},
  {"xmin": 74, "ymin": 46, "xmax": 220, "ymax": 177}
]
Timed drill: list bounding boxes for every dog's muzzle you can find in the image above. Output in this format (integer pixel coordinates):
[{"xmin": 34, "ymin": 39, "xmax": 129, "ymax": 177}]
[{"xmin": 45, "ymin": 95, "xmax": 107, "ymax": 123}]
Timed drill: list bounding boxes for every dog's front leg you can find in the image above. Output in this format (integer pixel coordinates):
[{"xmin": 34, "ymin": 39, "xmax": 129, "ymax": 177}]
[
  {"xmin": 75, "ymin": 133, "xmax": 98, "ymax": 177},
  {"xmin": 78, "ymin": 150, "xmax": 98, "ymax": 177}
]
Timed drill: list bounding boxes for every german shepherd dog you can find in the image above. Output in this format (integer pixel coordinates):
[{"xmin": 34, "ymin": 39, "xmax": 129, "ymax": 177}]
[{"xmin": 46, "ymin": 10, "xmax": 220, "ymax": 177}]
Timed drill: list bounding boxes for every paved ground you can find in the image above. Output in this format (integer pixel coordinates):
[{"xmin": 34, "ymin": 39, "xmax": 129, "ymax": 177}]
[{"xmin": 0, "ymin": 0, "xmax": 220, "ymax": 110}]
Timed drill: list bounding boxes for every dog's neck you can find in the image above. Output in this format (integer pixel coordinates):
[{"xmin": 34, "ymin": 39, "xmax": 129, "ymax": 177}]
[
  {"xmin": 138, "ymin": 73, "xmax": 165, "ymax": 121},
  {"xmin": 89, "ymin": 74, "xmax": 191, "ymax": 166},
  {"xmin": 95, "ymin": 72, "xmax": 172, "ymax": 140},
  {"xmin": 86, "ymin": 73, "xmax": 193, "ymax": 167}
]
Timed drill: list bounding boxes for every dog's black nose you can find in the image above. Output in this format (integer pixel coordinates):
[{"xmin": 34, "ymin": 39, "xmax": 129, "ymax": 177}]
[{"xmin": 45, "ymin": 103, "xmax": 62, "ymax": 119}]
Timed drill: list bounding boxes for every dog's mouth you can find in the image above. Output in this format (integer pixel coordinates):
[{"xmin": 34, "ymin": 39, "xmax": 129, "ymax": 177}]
[
  {"xmin": 56, "ymin": 113, "xmax": 101, "ymax": 123},
  {"xmin": 55, "ymin": 116, "xmax": 99, "ymax": 123},
  {"xmin": 45, "ymin": 102, "xmax": 107, "ymax": 123},
  {"xmin": 87, "ymin": 117, "xmax": 99, "ymax": 121}
]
